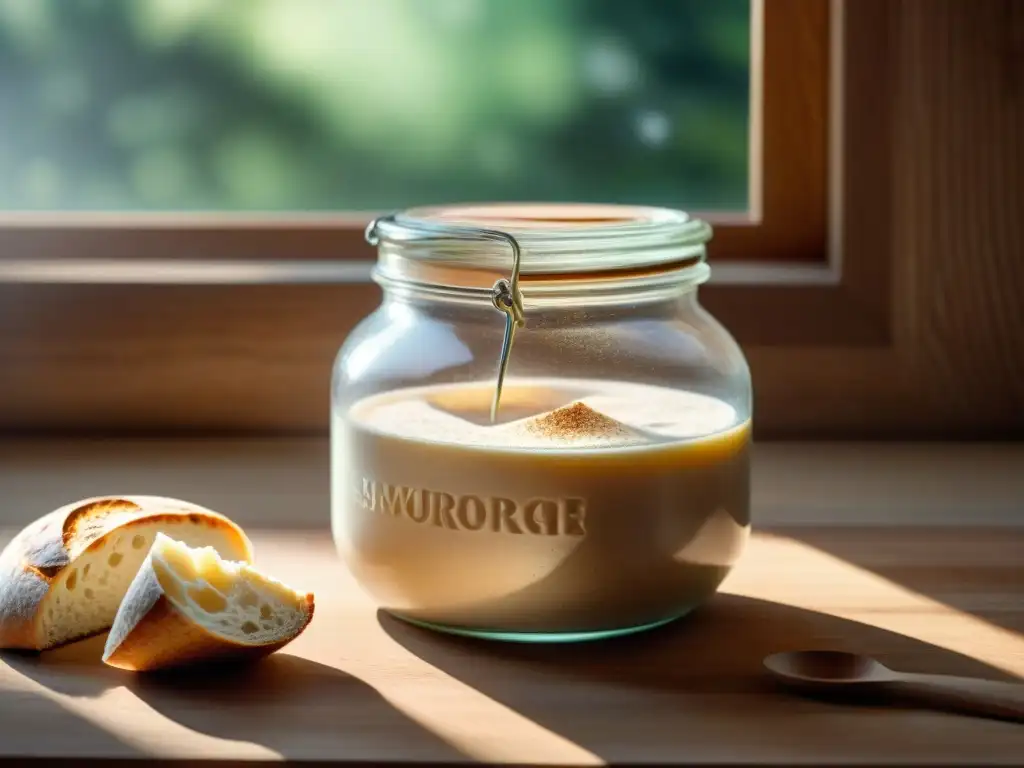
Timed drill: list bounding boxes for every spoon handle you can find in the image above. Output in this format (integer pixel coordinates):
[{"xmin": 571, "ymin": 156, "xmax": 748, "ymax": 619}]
[{"xmin": 887, "ymin": 673, "xmax": 1024, "ymax": 723}]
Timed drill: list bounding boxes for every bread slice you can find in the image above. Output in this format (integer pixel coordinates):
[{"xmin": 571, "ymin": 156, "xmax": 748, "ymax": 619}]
[
  {"xmin": 103, "ymin": 534, "xmax": 314, "ymax": 672},
  {"xmin": 0, "ymin": 496, "xmax": 253, "ymax": 651}
]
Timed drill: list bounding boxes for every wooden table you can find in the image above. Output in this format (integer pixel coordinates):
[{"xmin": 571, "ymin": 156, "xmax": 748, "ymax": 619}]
[{"xmin": 1, "ymin": 527, "xmax": 1021, "ymax": 765}]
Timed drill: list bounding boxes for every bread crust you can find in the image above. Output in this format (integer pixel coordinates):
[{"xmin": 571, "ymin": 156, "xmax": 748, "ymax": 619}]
[
  {"xmin": 103, "ymin": 554, "xmax": 314, "ymax": 672},
  {"xmin": 0, "ymin": 496, "xmax": 253, "ymax": 651}
]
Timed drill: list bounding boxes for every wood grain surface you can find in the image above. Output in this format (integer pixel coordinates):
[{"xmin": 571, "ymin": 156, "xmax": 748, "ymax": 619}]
[
  {"xmin": 747, "ymin": 0, "xmax": 1024, "ymax": 438},
  {"xmin": 889, "ymin": 0, "xmax": 1024, "ymax": 429},
  {"xmin": 0, "ymin": 528, "xmax": 1021, "ymax": 766}
]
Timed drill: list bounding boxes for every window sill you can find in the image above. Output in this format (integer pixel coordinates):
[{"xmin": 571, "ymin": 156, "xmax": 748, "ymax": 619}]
[
  {"xmin": 1, "ymin": 438, "xmax": 1020, "ymax": 530},
  {"xmin": 0, "ymin": 256, "xmax": 839, "ymax": 286}
]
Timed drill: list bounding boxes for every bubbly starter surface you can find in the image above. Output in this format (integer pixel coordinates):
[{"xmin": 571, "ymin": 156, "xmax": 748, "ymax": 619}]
[{"xmin": 332, "ymin": 379, "xmax": 750, "ymax": 635}]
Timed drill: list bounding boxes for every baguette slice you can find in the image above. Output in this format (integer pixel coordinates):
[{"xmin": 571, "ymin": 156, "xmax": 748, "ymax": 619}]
[
  {"xmin": 0, "ymin": 496, "xmax": 253, "ymax": 651},
  {"xmin": 103, "ymin": 534, "xmax": 314, "ymax": 672}
]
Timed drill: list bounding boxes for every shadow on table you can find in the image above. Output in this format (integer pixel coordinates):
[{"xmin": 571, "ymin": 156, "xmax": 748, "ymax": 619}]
[
  {"xmin": 379, "ymin": 593, "xmax": 1023, "ymax": 763},
  {"xmin": 3, "ymin": 638, "xmax": 466, "ymax": 764},
  {"xmin": 0, "ymin": 669, "xmax": 141, "ymax": 763},
  {"xmin": 780, "ymin": 527, "xmax": 1024, "ymax": 636}
]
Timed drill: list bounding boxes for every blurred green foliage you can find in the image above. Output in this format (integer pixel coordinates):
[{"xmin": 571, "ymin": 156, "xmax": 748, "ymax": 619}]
[{"xmin": 0, "ymin": 0, "xmax": 750, "ymax": 212}]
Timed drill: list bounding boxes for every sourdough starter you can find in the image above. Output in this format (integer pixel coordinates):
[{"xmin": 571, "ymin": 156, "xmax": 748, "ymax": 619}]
[{"xmin": 332, "ymin": 378, "xmax": 750, "ymax": 636}]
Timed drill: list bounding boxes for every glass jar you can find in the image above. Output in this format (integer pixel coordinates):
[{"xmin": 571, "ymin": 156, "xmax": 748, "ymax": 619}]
[{"xmin": 331, "ymin": 203, "xmax": 751, "ymax": 642}]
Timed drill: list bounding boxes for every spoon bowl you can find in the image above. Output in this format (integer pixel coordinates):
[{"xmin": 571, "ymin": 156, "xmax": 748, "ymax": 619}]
[{"xmin": 765, "ymin": 650, "xmax": 894, "ymax": 686}]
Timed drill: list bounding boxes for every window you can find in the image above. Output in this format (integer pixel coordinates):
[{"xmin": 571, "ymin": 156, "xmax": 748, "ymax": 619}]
[
  {"xmin": 1, "ymin": 0, "xmax": 752, "ymax": 214},
  {"xmin": 1, "ymin": 1, "xmax": 908, "ymax": 436},
  {"xmin": 0, "ymin": 0, "xmax": 826, "ymax": 263}
]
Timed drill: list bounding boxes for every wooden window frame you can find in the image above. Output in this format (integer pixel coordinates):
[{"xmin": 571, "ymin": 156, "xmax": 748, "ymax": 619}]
[
  {"xmin": 0, "ymin": 0, "xmax": 826, "ymax": 266},
  {"xmin": 2, "ymin": 1, "xmax": 1020, "ymax": 439}
]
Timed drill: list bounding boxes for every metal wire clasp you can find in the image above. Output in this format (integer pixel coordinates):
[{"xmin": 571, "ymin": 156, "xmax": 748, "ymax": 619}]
[
  {"xmin": 486, "ymin": 236, "xmax": 525, "ymax": 423},
  {"xmin": 365, "ymin": 214, "xmax": 526, "ymax": 423}
]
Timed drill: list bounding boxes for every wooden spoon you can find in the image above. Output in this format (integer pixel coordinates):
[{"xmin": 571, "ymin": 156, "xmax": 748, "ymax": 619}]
[{"xmin": 764, "ymin": 650, "xmax": 1024, "ymax": 723}]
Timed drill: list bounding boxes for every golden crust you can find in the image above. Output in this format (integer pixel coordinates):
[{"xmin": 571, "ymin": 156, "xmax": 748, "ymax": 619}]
[
  {"xmin": 103, "ymin": 557, "xmax": 314, "ymax": 672},
  {"xmin": 0, "ymin": 496, "xmax": 253, "ymax": 651}
]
